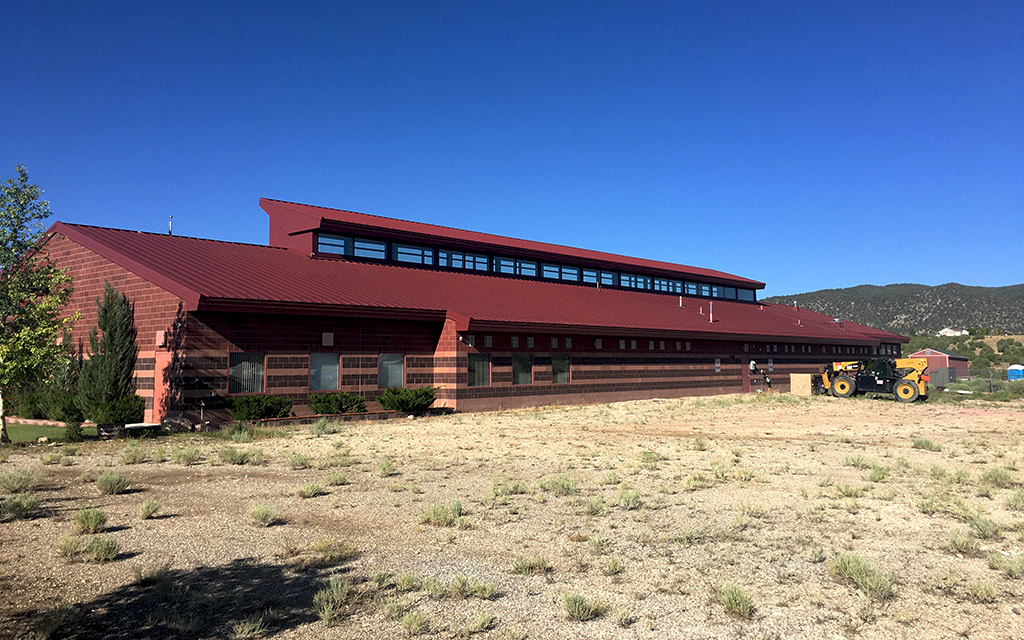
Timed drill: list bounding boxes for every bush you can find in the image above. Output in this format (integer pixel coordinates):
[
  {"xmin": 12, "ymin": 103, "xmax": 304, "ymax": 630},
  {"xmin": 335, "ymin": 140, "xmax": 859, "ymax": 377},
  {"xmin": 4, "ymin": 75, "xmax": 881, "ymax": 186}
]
[
  {"xmin": 719, "ymin": 582, "xmax": 754, "ymax": 618},
  {"xmin": 226, "ymin": 394, "xmax": 293, "ymax": 421},
  {"xmin": 247, "ymin": 504, "xmax": 277, "ymax": 527},
  {"xmin": 313, "ymin": 576, "xmax": 355, "ymax": 626},
  {"xmin": 15, "ymin": 391, "xmax": 46, "ymax": 419},
  {"xmin": 308, "ymin": 392, "xmax": 366, "ymax": 415},
  {"xmin": 830, "ymin": 552, "xmax": 893, "ymax": 601},
  {"xmin": 1, "ymin": 493, "xmax": 40, "ymax": 520},
  {"xmin": 43, "ymin": 392, "xmax": 84, "ymax": 424},
  {"xmin": 94, "ymin": 395, "xmax": 145, "ymax": 425},
  {"xmin": 139, "ymin": 498, "xmax": 161, "ymax": 520},
  {"xmin": 83, "ymin": 535, "xmax": 119, "ymax": 563},
  {"xmin": 219, "ymin": 446, "xmax": 264, "ymax": 466},
  {"xmin": 0, "ymin": 469, "xmax": 43, "ymax": 493},
  {"xmin": 95, "ymin": 471, "xmax": 130, "ymax": 495},
  {"xmin": 377, "ymin": 387, "xmax": 438, "ymax": 414},
  {"xmin": 171, "ymin": 447, "xmax": 200, "ymax": 466},
  {"xmin": 64, "ymin": 421, "xmax": 84, "ymax": 443},
  {"xmin": 74, "ymin": 507, "xmax": 107, "ymax": 534},
  {"xmin": 563, "ymin": 593, "xmax": 606, "ymax": 621}
]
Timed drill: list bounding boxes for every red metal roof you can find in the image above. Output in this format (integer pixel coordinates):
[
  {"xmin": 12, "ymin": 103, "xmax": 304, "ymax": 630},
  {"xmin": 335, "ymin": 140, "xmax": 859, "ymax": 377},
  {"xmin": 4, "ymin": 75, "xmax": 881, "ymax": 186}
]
[
  {"xmin": 260, "ymin": 198, "xmax": 766, "ymax": 289},
  {"xmin": 47, "ymin": 222, "xmax": 904, "ymax": 345}
]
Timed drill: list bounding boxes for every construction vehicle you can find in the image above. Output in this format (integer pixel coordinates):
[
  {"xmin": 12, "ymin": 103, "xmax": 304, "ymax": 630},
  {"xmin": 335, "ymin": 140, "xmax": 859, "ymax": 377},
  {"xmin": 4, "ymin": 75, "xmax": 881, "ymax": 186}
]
[{"xmin": 812, "ymin": 358, "xmax": 929, "ymax": 402}]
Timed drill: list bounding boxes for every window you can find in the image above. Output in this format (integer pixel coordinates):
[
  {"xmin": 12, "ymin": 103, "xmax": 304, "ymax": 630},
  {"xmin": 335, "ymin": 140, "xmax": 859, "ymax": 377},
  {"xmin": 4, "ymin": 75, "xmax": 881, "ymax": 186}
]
[
  {"xmin": 551, "ymin": 337, "xmax": 558, "ymax": 349},
  {"xmin": 659, "ymin": 340, "xmax": 665, "ymax": 350},
  {"xmin": 582, "ymin": 269, "xmax": 598, "ymax": 284},
  {"xmin": 654, "ymin": 278, "xmax": 682, "ymax": 293},
  {"xmin": 511, "ymin": 336, "xmax": 519, "ymax": 348},
  {"xmin": 630, "ymin": 339, "xmax": 637, "ymax": 350},
  {"xmin": 648, "ymin": 340, "xmax": 654, "ymax": 350},
  {"xmin": 715, "ymin": 358, "xmax": 721, "ymax": 373},
  {"xmin": 737, "ymin": 289, "xmax": 755, "ymax": 302},
  {"xmin": 768, "ymin": 358, "xmax": 774, "ymax": 372},
  {"xmin": 468, "ymin": 354, "xmax": 490, "ymax": 387},
  {"xmin": 686, "ymin": 341, "xmax": 691, "ymax": 350},
  {"xmin": 527, "ymin": 337, "xmax": 534, "ymax": 348},
  {"xmin": 594, "ymin": 338, "xmax": 602, "ymax": 349},
  {"xmin": 620, "ymin": 273, "xmax": 651, "ymax": 289},
  {"xmin": 495, "ymin": 257, "xmax": 537, "ymax": 277},
  {"xmin": 619, "ymin": 339, "xmax": 626, "ymax": 349},
  {"xmin": 438, "ymin": 250, "xmax": 488, "ymax": 271},
  {"xmin": 700, "ymin": 284, "xmax": 711, "ymax": 297},
  {"xmin": 378, "ymin": 353, "xmax": 405, "ymax": 388},
  {"xmin": 541, "ymin": 264, "xmax": 579, "ymax": 281},
  {"xmin": 353, "ymin": 238, "xmax": 386, "ymax": 259},
  {"xmin": 484, "ymin": 335, "xmax": 492, "ymax": 348},
  {"xmin": 309, "ymin": 353, "xmax": 339, "ymax": 391},
  {"xmin": 512, "ymin": 354, "xmax": 532, "ymax": 385},
  {"xmin": 229, "ymin": 352, "xmax": 264, "ymax": 393},
  {"xmin": 552, "ymin": 354, "xmax": 570, "ymax": 384},
  {"xmin": 394, "ymin": 244, "xmax": 433, "ymax": 265},
  {"xmin": 684, "ymin": 282, "xmax": 698, "ymax": 296},
  {"xmin": 465, "ymin": 334, "xmax": 475, "ymax": 347},
  {"xmin": 565, "ymin": 338, "xmax": 572, "ymax": 349},
  {"xmin": 676, "ymin": 341, "xmax": 682, "ymax": 350},
  {"xmin": 317, "ymin": 233, "xmax": 350, "ymax": 255}
]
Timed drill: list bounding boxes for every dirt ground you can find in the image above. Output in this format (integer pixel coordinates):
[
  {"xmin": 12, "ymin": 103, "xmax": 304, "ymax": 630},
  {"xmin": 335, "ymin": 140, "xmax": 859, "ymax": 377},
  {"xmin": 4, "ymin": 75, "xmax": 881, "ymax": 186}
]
[{"xmin": 2, "ymin": 393, "xmax": 1023, "ymax": 640}]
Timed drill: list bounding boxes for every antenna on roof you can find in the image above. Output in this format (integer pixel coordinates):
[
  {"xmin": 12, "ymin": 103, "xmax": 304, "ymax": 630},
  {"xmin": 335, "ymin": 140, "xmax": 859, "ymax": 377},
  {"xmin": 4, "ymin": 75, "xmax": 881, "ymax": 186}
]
[
  {"xmin": 709, "ymin": 301, "xmax": 714, "ymax": 323},
  {"xmin": 678, "ymin": 296, "xmax": 682, "ymax": 308},
  {"xmin": 168, "ymin": 216, "xmax": 173, "ymax": 236}
]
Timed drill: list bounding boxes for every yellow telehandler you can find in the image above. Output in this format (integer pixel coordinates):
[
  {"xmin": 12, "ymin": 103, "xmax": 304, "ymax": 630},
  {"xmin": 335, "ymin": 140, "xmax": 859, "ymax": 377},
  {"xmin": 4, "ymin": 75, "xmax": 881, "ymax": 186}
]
[{"xmin": 813, "ymin": 357, "xmax": 929, "ymax": 403}]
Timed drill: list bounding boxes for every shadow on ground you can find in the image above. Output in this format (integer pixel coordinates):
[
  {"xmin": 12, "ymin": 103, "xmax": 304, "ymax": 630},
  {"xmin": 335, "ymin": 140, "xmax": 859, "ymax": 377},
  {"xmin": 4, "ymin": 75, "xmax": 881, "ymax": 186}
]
[{"xmin": 17, "ymin": 558, "xmax": 345, "ymax": 639}]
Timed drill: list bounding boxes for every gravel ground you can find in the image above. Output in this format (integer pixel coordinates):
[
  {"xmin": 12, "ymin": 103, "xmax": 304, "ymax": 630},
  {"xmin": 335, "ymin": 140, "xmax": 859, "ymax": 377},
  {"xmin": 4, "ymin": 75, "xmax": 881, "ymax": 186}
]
[{"xmin": 2, "ymin": 393, "xmax": 1023, "ymax": 640}]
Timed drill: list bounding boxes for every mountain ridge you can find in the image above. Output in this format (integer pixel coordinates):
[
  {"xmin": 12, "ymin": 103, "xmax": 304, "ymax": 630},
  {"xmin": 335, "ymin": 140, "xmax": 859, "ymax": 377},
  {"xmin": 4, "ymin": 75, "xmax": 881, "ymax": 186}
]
[{"xmin": 762, "ymin": 283, "xmax": 1024, "ymax": 335}]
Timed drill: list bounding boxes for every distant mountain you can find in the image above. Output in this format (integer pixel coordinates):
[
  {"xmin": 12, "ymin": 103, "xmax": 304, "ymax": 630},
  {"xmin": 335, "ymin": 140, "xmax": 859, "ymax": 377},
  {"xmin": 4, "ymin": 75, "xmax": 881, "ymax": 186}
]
[{"xmin": 762, "ymin": 283, "xmax": 1024, "ymax": 335}]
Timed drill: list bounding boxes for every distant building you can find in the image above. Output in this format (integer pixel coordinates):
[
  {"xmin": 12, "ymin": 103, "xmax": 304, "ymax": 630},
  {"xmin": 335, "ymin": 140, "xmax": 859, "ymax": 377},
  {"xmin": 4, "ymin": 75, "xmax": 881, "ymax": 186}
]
[
  {"xmin": 909, "ymin": 348, "xmax": 970, "ymax": 380},
  {"xmin": 936, "ymin": 327, "xmax": 969, "ymax": 337}
]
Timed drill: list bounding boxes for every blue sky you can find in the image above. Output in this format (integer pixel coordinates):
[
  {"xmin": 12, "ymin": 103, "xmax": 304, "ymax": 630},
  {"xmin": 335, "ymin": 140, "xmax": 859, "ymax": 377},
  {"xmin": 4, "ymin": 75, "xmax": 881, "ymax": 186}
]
[{"xmin": 2, "ymin": 1, "xmax": 1021, "ymax": 298}]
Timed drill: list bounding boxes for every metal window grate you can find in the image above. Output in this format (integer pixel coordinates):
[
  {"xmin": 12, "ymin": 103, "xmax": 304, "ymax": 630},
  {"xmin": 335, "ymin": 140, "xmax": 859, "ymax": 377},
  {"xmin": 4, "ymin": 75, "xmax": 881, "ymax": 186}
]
[{"xmin": 229, "ymin": 352, "xmax": 264, "ymax": 394}]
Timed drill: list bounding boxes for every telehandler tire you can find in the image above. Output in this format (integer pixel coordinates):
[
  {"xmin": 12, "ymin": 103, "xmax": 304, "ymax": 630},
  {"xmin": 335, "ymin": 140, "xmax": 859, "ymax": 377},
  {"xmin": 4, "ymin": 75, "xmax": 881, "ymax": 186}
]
[
  {"xmin": 832, "ymin": 375, "xmax": 856, "ymax": 398},
  {"xmin": 894, "ymin": 380, "xmax": 920, "ymax": 403}
]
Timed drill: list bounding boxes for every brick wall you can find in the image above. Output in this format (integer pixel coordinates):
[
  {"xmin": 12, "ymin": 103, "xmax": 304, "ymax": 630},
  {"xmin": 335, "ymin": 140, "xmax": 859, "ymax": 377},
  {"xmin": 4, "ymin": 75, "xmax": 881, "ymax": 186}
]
[
  {"xmin": 48, "ymin": 233, "xmax": 887, "ymax": 423},
  {"xmin": 46, "ymin": 233, "xmax": 185, "ymax": 422}
]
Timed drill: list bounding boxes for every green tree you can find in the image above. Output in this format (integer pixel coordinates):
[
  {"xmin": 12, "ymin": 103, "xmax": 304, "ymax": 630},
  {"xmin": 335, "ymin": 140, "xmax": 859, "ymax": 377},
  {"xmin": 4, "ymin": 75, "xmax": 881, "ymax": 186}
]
[
  {"xmin": 0, "ymin": 165, "xmax": 75, "ymax": 443},
  {"xmin": 76, "ymin": 281, "xmax": 139, "ymax": 422}
]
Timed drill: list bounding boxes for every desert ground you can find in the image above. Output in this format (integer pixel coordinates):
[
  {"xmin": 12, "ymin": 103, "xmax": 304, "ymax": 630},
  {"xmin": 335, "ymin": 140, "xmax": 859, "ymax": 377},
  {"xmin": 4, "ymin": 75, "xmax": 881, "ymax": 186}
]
[{"xmin": 2, "ymin": 393, "xmax": 1023, "ymax": 640}]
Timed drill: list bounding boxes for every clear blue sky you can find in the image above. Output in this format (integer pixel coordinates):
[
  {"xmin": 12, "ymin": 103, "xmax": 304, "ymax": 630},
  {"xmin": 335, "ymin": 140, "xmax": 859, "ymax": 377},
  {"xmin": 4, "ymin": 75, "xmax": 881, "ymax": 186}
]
[{"xmin": 2, "ymin": 1, "xmax": 1021, "ymax": 298}]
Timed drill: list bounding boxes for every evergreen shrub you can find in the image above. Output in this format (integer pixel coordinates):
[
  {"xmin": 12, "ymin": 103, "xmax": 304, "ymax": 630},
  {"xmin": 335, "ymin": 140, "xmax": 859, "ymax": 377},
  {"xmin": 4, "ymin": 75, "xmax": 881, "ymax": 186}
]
[{"xmin": 308, "ymin": 392, "xmax": 367, "ymax": 415}]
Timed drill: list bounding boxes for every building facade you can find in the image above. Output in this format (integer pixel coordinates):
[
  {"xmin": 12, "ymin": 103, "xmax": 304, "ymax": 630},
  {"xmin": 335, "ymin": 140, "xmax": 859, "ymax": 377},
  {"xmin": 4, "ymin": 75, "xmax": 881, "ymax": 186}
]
[{"xmin": 45, "ymin": 199, "xmax": 906, "ymax": 423}]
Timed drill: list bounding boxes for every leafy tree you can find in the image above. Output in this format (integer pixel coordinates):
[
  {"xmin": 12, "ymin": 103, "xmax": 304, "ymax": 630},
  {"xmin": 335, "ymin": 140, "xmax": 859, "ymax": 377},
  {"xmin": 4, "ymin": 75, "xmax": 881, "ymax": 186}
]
[
  {"xmin": 0, "ymin": 165, "xmax": 76, "ymax": 443},
  {"xmin": 76, "ymin": 281, "xmax": 139, "ymax": 423}
]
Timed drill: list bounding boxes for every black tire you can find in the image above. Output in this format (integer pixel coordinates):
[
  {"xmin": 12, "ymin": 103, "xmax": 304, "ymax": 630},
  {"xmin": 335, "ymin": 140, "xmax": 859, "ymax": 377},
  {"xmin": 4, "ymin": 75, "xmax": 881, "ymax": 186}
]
[
  {"xmin": 894, "ymin": 380, "xmax": 920, "ymax": 403},
  {"xmin": 832, "ymin": 375, "xmax": 856, "ymax": 398}
]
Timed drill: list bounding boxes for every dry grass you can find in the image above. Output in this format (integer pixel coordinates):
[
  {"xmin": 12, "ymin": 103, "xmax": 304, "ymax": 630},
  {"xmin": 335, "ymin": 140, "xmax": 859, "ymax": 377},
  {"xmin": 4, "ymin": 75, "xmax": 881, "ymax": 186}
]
[{"xmin": 1, "ymin": 394, "xmax": 1023, "ymax": 639}]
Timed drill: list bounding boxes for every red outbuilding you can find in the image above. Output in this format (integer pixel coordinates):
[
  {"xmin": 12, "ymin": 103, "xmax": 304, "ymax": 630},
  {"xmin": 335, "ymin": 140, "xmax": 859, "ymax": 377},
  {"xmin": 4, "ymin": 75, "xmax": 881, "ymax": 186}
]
[{"xmin": 908, "ymin": 348, "xmax": 970, "ymax": 378}]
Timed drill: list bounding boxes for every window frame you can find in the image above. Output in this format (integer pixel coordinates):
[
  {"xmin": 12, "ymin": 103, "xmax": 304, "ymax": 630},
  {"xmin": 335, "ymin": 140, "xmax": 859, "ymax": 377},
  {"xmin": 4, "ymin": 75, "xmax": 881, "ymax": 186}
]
[
  {"xmin": 228, "ymin": 352, "xmax": 266, "ymax": 394},
  {"xmin": 467, "ymin": 353, "xmax": 491, "ymax": 387},
  {"xmin": 378, "ymin": 353, "xmax": 406, "ymax": 389},
  {"xmin": 309, "ymin": 352, "xmax": 340, "ymax": 392},
  {"xmin": 512, "ymin": 353, "xmax": 533, "ymax": 385},
  {"xmin": 551, "ymin": 354, "xmax": 571, "ymax": 384}
]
